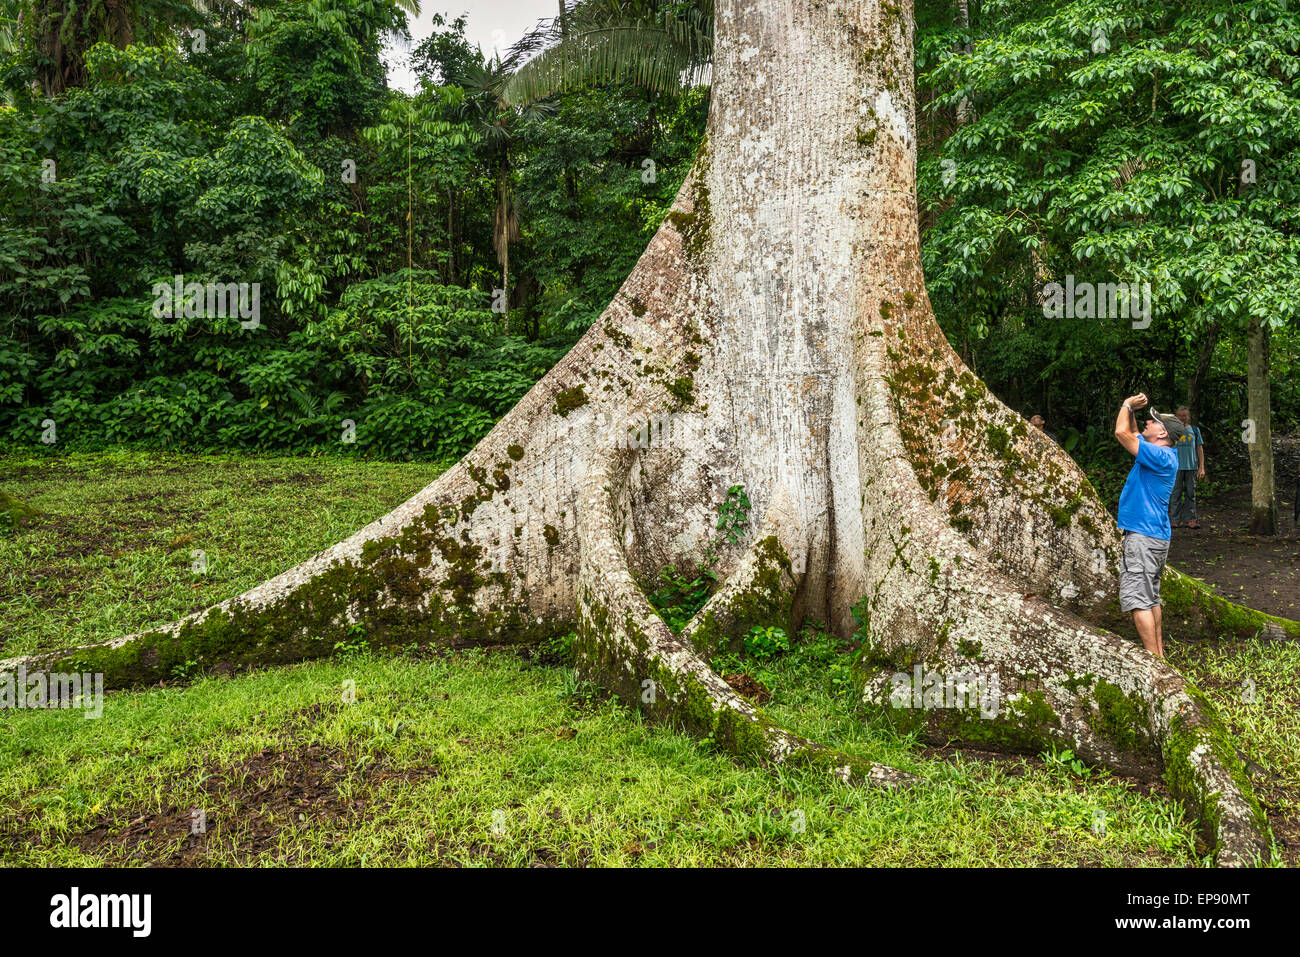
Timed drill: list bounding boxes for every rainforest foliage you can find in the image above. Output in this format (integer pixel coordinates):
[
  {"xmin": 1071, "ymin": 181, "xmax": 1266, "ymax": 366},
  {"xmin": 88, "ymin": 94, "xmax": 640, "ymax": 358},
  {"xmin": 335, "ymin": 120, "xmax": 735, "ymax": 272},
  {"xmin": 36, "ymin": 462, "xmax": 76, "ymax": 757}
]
[{"xmin": 0, "ymin": 0, "xmax": 1295, "ymax": 466}]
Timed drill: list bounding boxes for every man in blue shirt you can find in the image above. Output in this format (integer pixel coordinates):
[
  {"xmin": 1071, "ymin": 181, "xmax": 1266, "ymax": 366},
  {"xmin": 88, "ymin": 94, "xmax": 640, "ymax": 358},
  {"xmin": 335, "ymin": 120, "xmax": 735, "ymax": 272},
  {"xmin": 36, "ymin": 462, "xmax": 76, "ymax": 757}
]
[
  {"xmin": 1168, "ymin": 406, "xmax": 1206, "ymax": 528},
  {"xmin": 1114, "ymin": 394, "xmax": 1183, "ymax": 658}
]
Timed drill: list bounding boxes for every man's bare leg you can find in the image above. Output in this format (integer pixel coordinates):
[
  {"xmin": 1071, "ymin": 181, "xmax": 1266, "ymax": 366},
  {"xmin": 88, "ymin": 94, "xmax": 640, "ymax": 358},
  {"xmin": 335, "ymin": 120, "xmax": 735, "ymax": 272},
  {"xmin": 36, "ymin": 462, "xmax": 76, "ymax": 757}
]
[
  {"xmin": 1132, "ymin": 608, "xmax": 1163, "ymax": 658},
  {"xmin": 1152, "ymin": 604, "xmax": 1164, "ymax": 658}
]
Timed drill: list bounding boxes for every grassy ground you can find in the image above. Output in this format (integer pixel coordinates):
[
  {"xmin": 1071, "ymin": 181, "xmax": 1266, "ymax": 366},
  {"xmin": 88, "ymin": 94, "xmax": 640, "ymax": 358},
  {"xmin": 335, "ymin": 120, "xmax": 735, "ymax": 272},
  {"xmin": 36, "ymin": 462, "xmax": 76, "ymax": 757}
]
[
  {"xmin": 0, "ymin": 450, "xmax": 1293, "ymax": 866},
  {"xmin": 0, "ymin": 449, "xmax": 445, "ymax": 657},
  {"xmin": 2, "ymin": 650, "xmax": 1201, "ymax": 866}
]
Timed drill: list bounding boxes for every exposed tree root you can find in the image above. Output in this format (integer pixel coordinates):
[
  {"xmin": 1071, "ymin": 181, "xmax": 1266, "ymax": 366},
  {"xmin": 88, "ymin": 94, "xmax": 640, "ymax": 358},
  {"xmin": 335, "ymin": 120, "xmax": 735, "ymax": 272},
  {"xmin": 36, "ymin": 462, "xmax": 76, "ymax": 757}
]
[
  {"xmin": 852, "ymin": 317, "xmax": 1273, "ymax": 865},
  {"xmin": 574, "ymin": 448, "xmax": 913, "ymax": 788}
]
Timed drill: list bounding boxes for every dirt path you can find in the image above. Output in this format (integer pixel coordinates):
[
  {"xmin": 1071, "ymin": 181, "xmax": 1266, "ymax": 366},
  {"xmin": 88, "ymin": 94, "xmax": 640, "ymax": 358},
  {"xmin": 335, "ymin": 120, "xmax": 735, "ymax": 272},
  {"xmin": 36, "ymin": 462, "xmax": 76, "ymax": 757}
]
[{"xmin": 1167, "ymin": 438, "xmax": 1300, "ymax": 621}]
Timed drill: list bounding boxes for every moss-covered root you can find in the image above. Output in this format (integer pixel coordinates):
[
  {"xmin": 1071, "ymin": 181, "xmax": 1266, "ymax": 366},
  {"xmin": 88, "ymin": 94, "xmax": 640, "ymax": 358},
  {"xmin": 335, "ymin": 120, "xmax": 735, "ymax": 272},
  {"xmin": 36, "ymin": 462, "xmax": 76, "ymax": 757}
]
[
  {"xmin": 856, "ymin": 617, "xmax": 1272, "ymax": 865},
  {"xmin": 0, "ymin": 463, "xmax": 566, "ymax": 689},
  {"xmin": 1162, "ymin": 567, "xmax": 1300, "ymax": 641},
  {"xmin": 575, "ymin": 450, "xmax": 915, "ymax": 789},
  {"xmin": 1160, "ymin": 686, "xmax": 1272, "ymax": 868},
  {"xmin": 0, "ymin": 541, "xmax": 558, "ymax": 691},
  {"xmin": 0, "ymin": 489, "xmax": 39, "ymax": 530}
]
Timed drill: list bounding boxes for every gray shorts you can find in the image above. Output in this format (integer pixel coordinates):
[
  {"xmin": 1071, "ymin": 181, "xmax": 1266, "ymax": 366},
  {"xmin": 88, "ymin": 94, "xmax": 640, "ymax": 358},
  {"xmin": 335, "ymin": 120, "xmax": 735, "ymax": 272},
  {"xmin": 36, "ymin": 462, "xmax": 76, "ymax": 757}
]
[{"xmin": 1119, "ymin": 531, "xmax": 1170, "ymax": 612}]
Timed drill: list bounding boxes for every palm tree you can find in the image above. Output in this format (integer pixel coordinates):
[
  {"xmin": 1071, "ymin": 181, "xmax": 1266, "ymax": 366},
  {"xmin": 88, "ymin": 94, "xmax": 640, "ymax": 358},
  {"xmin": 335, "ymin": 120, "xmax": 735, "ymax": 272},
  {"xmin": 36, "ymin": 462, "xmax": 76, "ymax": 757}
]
[
  {"xmin": 502, "ymin": 0, "xmax": 713, "ymax": 107},
  {"xmin": 453, "ymin": 55, "xmax": 554, "ymax": 326}
]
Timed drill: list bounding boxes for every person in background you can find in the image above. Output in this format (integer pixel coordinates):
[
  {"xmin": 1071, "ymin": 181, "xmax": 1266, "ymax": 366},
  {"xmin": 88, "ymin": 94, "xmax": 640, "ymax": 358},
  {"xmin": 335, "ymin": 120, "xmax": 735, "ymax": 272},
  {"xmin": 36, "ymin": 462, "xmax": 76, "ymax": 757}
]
[
  {"xmin": 1029, "ymin": 414, "xmax": 1058, "ymax": 444},
  {"xmin": 1114, "ymin": 394, "xmax": 1183, "ymax": 659},
  {"xmin": 1168, "ymin": 405, "xmax": 1205, "ymax": 529}
]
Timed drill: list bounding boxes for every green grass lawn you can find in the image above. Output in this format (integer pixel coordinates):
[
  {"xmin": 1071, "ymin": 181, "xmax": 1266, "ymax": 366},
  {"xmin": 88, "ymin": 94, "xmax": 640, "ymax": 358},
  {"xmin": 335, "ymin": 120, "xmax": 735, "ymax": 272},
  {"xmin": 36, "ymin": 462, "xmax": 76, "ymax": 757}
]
[
  {"xmin": 0, "ymin": 449, "xmax": 445, "ymax": 657},
  {"xmin": 0, "ymin": 450, "xmax": 1293, "ymax": 866}
]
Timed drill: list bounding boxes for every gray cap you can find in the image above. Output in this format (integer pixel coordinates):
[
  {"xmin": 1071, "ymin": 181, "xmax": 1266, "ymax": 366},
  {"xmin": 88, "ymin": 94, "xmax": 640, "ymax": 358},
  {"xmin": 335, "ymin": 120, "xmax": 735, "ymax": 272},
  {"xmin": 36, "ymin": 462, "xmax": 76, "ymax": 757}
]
[{"xmin": 1148, "ymin": 406, "xmax": 1185, "ymax": 442}]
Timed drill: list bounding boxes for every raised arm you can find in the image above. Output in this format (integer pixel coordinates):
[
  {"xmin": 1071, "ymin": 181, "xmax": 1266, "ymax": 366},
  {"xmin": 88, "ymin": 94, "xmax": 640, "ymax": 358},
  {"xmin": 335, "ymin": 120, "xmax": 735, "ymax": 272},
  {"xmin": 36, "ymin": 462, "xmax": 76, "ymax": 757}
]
[{"xmin": 1114, "ymin": 393, "xmax": 1147, "ymax": 456}]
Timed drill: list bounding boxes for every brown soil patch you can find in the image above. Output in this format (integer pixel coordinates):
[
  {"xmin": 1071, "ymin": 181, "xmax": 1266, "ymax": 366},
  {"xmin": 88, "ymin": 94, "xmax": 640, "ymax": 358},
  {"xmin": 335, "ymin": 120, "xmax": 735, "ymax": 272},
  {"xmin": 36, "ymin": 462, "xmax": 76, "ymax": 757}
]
[
  {"xmin": 723, "ymin": 672, "xmax": 771, "ymax": 704},
  {"xmin": 42, "ymin": 737, "xmax": 438, "ymax": 866}
]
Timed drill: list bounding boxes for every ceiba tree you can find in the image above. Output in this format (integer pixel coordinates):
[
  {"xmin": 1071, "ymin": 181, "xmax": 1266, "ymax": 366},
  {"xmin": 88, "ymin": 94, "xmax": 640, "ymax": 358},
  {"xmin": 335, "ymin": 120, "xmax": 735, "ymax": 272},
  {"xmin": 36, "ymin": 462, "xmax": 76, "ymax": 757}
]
[{"xmin": 10, "ymin": 0, "xmax": 1299, "ymax": 865}]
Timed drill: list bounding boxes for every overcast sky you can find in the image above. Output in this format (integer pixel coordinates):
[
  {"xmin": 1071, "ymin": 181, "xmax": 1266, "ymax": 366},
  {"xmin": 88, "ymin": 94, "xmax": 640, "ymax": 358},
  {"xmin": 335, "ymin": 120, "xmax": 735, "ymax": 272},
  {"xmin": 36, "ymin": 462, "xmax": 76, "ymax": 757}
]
[{"xmin": 385, "ymin": 1, "xmax": 561, "ymax": 93}]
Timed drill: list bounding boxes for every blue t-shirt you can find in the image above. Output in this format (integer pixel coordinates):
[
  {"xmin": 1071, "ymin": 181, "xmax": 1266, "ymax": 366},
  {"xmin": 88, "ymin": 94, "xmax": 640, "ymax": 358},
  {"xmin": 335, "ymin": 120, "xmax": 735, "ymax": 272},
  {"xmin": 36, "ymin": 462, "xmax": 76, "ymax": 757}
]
[
  {"xmin": 1118, "ymin": 436, "xmax": 1179, "ymax": 540},
  {"xmin": 1174, "ymin": 425, "xmax": 1203, "ymax": 471}
]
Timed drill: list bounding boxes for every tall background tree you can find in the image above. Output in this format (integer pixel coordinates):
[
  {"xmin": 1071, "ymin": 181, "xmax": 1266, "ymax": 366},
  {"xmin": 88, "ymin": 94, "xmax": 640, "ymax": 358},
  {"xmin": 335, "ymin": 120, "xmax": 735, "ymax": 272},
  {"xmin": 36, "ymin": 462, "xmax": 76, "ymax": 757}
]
[{"xmin": 914, "ymin": 0, "xmax": 1300, "ymax": 534}]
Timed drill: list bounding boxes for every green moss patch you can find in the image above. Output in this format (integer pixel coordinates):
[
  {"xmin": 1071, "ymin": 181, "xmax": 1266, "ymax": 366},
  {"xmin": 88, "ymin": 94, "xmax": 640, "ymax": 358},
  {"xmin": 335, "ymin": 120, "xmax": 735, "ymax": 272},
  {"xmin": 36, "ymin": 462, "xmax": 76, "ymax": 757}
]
[{"xmin": 553, "ymin": 386, "xmax": 590, "ymax": 417}]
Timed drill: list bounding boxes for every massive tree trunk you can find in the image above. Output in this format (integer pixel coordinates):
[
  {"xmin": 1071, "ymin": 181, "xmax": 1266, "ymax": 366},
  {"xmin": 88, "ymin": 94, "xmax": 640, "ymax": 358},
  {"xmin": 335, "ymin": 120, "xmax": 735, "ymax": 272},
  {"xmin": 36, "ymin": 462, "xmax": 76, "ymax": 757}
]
[
  {"xmin": 1245, "ymin": 316, "xmax": 1278, "ymax": 536},
  {"xmin": 8, "ymin": 0, "xmax": 1296, "ymax": 864}
]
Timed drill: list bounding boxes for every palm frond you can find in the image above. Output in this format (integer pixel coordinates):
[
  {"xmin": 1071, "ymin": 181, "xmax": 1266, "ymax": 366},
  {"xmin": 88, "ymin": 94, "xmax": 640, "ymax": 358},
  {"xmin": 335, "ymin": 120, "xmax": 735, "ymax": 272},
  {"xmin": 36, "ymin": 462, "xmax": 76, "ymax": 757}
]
[
  {"xmin": 501, "ymin": 0, "xmax": 713, "ymax": 107},
  {"xmin": 0, "ymin": 0, "xmax": 19, "ymax": 56},
  {"xmin": 503, "ymin": 24, "xmax": 710, "ymax": 105}
]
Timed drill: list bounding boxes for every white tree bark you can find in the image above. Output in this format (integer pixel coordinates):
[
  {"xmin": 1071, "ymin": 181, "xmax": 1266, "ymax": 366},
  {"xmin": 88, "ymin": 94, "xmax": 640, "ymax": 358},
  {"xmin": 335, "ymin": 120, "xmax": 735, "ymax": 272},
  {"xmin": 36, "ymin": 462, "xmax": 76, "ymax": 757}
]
[
  {"xmin": 1245, "ymin": 316, "xmax": 1278, "ymax": 536},
  {"xmin": 6, "ymin": 0, "xmax": 1293, "ymax": 864}
]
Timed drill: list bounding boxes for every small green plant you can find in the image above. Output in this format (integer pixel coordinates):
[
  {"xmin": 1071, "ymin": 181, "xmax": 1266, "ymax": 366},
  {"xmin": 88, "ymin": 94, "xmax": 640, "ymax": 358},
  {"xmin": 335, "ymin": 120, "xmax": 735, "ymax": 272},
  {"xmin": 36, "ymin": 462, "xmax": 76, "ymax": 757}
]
[
  {"xmin": 771, "ymin": 623, "xmax": 860, "ymax": 700},
  {"xmin": 539, "ymin": 631, "xmax": 575, "ymax": 663},
  {"xmin": 647, "ymin": 564, "xmax": 715, "ymax": 633},
  {"xmin": 711, "ymin": 650, "xmax": 745, "ymax": 675},
  {"xmin": 717, "ymin": 484, "xmax": 751, "ymax": 538},
  {"xmin": 649, "ymin": 486, "xmax": 751, "ymax": 633},
  {"xmin": 559, "ymin": 668, "xmax": 603, "ymax": 705},
  {"xmin": 744, "ymin": 625, "xmax": 790, "ymax": 661},
  {"xmin": 170, "ymin": 659, "xmax": 201, "ymax": 681},
  {"xmin": 333, "ymin": 624, "xmax": 371, "ymax": 658},
  {"xmin": 703, "ymin": 484, "xmax": 751, "ymax": 565},
  {"xmin": 1042, "ymin": 746, "xmax": 1091, "ymax": 779},
  {"xmin": 369, "ymin": 717, "xmax": 410, "ymax": 744}
]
